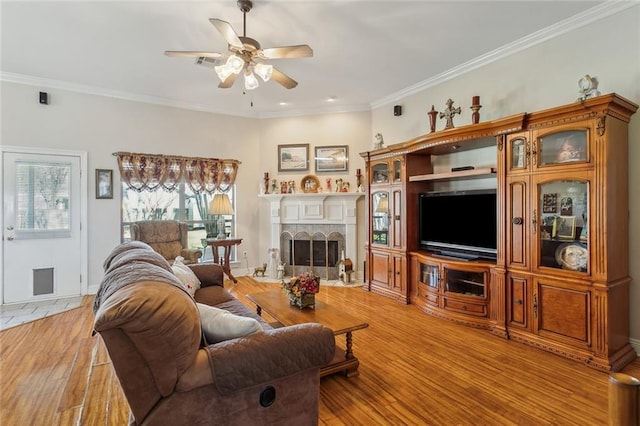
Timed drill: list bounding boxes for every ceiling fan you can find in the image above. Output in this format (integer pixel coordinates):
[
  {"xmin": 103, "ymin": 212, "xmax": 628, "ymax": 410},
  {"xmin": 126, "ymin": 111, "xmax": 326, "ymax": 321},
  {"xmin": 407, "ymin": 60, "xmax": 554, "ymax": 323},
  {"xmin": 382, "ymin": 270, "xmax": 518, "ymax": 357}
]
[{"xmin": 165, "ymin": 0, "xmax": 313, "ymax": 90}]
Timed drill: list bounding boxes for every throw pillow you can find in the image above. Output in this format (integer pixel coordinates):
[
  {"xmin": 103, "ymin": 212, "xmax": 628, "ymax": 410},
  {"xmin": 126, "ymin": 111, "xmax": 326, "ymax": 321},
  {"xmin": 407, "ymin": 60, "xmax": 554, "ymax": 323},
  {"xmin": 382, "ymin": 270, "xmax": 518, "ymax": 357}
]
[
  {"xmin": 196, "ymin": 303, "xmax": 264, "ymax": 344},
  {"xmin": 172, "ymin": 257, "xmax": 201, "ymax": 297}
]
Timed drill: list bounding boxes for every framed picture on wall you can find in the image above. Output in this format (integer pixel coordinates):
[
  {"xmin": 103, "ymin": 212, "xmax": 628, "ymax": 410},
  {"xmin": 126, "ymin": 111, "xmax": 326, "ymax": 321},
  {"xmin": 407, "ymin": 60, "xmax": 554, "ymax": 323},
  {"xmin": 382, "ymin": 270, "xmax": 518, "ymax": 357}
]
[
  {"xmin": 315, "ymin": 145, "xmax": 348, "ymax": 172},
  {"xmin": 278, "ymin": 144, "xmax": 309, "ymax": 172},
  {"xmin": 96, "ymin": 169, "xmax": 113, "ymax": 199}
]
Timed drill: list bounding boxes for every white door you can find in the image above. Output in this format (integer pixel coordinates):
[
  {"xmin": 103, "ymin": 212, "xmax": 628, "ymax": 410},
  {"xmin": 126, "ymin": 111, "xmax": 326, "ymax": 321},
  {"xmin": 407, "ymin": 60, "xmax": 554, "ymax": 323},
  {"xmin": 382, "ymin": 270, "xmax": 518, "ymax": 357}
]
[{"xmin": 2, "ymin": 151, "xmax": 83, "ymax": 303}]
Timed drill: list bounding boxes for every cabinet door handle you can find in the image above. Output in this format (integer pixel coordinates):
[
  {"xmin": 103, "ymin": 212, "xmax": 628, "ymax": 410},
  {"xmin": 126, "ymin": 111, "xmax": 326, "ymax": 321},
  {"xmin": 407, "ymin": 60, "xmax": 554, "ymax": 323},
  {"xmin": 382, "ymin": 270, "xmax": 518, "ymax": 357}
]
[
  {"xmin": 533, "ymin": 293, "xmax": 538, "ymax": 317},
  {"xmin": 514, "ymin": 298, "xmax": 522, "ymax": 305},
  {"xmin": 525, "ymin": 141, "xmax": 531, "ymax": 167},
  {"xmin": 512, "ymin": 217, "xmax": 523, "ymax": 225}
]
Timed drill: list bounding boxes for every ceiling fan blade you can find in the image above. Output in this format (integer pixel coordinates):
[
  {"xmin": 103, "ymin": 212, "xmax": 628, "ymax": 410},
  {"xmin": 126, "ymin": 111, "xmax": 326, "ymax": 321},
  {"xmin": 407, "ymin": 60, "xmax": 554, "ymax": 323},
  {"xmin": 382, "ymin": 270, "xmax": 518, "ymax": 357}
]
[
  {"xmin": 209, "ymin": 18, "xmax": 243, "ymax": 49},
  {"xmin": 218, "ymin": 73, "xmax": 238, "ymax": 89},
  {"xmin": 261, "ymin": 45, "xmax": 313, "ymax": 59},
  {"xmin": 271, "ymin": 67, "xmax": 298, "ymax": 89},
  {"xmin": 165, "ymin": 51, "xmax": 223, "ymax": 59}
]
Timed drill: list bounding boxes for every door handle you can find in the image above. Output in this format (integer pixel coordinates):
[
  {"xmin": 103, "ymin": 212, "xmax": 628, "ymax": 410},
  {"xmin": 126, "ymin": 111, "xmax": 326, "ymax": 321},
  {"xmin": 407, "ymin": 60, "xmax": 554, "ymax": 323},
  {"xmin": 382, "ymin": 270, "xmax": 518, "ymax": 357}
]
[
  {"xmin": 6, "ymin": 225, "xmax": 14, "ymax": 231},
  {"xmin": 7, "ymin": 236, "xmax": 14, "ymax": 241}
]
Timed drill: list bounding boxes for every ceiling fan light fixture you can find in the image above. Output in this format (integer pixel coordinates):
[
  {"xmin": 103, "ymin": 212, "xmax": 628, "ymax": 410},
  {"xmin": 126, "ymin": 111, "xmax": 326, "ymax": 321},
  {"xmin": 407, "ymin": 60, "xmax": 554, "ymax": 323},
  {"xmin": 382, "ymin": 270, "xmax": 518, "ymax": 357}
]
[
  {"xmin": 254, "ymin": 62, "xmax": 273, "ymax": 82},
  {"xmin": 226, "ymin": 55, "xmax": 245, "ymax": 73},
  {"xmin": 244, "ymin": 69, "xmax": 259, "ymax": 90},
  {"xmin": 215, "ymin": 64, "xmax": 235, "ymax": 82}
]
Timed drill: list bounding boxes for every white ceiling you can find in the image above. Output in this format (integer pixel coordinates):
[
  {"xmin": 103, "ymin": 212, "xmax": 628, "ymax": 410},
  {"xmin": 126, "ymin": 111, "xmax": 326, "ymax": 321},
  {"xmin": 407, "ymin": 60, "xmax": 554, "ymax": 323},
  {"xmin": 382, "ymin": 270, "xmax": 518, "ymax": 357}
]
[{"xmin": 1, "ymin": 1, "xmax": 617, "ymax": 118}]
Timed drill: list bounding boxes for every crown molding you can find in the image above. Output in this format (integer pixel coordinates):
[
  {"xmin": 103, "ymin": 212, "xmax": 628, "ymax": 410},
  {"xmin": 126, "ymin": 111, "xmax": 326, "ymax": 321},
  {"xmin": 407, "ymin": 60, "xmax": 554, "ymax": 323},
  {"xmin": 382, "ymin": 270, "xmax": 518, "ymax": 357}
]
[{"xmin": 370, "ymin": 1, "xmax": 637, "ymax": 109}]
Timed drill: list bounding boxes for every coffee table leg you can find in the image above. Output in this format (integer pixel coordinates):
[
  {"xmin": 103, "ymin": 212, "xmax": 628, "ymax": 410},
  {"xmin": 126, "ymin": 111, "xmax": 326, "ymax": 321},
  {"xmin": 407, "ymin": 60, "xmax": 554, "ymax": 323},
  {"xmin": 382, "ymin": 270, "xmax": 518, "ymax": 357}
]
[{"xmin": 345, "ymin": 331, "xmax": 354, "ymax": 359}]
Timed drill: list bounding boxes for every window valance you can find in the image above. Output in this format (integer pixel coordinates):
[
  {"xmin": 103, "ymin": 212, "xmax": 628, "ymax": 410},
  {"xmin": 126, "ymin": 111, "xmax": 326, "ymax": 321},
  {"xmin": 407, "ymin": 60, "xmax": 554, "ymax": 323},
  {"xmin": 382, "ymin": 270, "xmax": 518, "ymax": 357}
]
[{"xmin": 114, "ymin": 152, "xmax": 240, "ymax": 194}]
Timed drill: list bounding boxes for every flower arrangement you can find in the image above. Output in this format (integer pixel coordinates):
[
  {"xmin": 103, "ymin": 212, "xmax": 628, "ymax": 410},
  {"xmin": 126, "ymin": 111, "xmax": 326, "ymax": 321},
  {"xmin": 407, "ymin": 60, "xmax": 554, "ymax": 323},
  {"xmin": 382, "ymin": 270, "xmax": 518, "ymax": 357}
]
[{"xmin": 282, "ymin": 272, "xmax": 320, "ymax": 309}]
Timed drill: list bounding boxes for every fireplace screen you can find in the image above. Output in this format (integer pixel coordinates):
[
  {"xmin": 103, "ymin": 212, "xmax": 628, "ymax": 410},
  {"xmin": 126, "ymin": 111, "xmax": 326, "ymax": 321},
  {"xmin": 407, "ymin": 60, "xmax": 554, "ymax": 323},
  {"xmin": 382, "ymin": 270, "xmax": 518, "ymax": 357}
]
[{"xmin": 289, "ymin": 240, "xmax": 339, "ymax": 267}]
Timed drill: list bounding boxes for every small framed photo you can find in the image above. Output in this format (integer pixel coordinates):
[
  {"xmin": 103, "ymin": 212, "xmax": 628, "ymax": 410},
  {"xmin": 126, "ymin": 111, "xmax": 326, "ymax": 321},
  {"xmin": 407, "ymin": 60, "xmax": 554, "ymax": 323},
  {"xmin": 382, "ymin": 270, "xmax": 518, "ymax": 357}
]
[
  {"xmin": 278, "ymin": 144, "xmax": 309, "ymax": 172},
  {"xmin": 315, "ymin": 145, "xmax": 349, "ymax": 172},
  {"xmin": 96, "ymin": 169, "xmax": 113, "ymax": 199},
  {"xmin": 543, "ymin": 193, "xmax": 558, "ymax": 213},
  {"xmin": 553, "ymin": 216, "xmax": 576, "ymax": 239}
]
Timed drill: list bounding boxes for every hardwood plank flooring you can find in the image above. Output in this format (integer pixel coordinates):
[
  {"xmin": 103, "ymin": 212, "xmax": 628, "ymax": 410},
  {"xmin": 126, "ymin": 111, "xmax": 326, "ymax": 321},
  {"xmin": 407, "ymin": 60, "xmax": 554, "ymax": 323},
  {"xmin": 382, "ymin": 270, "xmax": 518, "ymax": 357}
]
[{"xmin": 1, "ymin": 277, "xmax": 638, "ymax": 425}]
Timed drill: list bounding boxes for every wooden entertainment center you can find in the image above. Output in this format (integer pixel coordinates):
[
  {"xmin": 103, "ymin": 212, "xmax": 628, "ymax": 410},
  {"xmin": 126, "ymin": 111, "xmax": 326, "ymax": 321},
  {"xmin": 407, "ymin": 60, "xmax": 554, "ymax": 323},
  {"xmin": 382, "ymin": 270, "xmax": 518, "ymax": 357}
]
[{"xmin": 360, "ymin": 94, "xmax": 638, "ymax": 371}]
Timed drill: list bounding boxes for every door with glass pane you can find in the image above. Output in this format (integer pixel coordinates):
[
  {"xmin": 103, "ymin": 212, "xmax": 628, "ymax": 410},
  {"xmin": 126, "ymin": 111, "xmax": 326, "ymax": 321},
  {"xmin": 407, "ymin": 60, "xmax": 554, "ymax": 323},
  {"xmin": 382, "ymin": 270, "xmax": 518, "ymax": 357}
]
[{"xmin": 2, "ymin": 152, "xmax": 82, "ymax": 303}]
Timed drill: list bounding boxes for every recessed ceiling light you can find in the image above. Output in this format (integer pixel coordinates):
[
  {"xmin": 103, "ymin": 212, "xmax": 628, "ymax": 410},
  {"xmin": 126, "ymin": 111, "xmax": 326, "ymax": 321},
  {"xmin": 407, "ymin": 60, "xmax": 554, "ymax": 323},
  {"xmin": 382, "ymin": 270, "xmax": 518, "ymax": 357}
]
[
  {"xmin": 326, "ymin": 96, "xmax": 338, "ymax": 102},
  {"xmin": 279, "ymin": 102, "xmax": 288, "ymax": 106}
]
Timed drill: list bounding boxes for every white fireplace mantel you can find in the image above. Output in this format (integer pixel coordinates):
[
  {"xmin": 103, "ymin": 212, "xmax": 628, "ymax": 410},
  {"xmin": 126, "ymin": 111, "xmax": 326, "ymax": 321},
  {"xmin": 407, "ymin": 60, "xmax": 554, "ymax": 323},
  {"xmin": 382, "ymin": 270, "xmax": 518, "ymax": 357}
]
[{"xmin": 259, "ymin": 192, "xmax": 364, "ymax": 272}]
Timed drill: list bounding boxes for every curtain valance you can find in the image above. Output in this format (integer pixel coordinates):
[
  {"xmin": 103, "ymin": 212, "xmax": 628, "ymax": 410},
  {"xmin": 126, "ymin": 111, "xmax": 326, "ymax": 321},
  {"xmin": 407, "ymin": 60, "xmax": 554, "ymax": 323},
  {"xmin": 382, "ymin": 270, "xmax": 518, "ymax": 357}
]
[{"xmin": 114, "ymin": 152, "xmax": 240, "ymax": 194}]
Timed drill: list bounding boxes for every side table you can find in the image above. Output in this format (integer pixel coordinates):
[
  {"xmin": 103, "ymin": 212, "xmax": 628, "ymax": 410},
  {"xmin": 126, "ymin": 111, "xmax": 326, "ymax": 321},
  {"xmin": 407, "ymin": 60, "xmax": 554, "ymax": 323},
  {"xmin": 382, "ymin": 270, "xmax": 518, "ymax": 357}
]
[{"xmin": 207, "ymin": 238, "xmax": 242, "ymax": 283}]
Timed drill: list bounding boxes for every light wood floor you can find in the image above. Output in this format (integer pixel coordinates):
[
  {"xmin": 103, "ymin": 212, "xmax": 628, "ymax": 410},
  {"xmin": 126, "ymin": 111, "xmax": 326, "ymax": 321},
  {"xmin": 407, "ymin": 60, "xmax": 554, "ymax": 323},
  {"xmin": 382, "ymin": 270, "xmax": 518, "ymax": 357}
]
[{"xmin": 1, "ymin": 276, "xmax": 638, "ymax": 425}]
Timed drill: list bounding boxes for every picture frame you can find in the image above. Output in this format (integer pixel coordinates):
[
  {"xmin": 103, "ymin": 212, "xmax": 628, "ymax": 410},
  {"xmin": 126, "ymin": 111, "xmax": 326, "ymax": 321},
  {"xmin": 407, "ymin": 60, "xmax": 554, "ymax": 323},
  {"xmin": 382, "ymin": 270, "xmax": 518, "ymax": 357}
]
[
  {"xmin": 96, "ymin": 169, "xmax": 113, "ymax": 199},
  {"xmin": 543, "ymin": 193, "xmax": 558, "ymax": 213},
  {"xmin": 278, "ymin": 144, "xmax": 309, "ymax": 172},
  {"xmin": 315, "ymin": 145, "xmax": 349, "ymax": 172},
  {"xmin": 553, "ymin": 215, "xmax": 576, "ymax": 239}
]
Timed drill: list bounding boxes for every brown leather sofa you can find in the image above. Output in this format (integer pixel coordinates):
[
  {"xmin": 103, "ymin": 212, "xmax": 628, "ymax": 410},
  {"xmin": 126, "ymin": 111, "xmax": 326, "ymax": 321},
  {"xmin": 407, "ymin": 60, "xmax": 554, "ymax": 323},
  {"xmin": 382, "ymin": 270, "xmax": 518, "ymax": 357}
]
[
  {"xmin": 130, "ymin": 220, "xmax": 202, "ymax": 264},
  {"xmin": 93, "ymin": 241, "xmax": 335, "ymax": 425}
]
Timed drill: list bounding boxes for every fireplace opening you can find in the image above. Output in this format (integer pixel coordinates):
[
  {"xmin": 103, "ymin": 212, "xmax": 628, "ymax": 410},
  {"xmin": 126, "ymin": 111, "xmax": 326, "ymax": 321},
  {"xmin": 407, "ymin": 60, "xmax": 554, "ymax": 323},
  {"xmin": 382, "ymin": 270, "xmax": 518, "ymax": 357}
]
[{"xmin": 289, "ymin": 240, "xmax": 339, "ymax": 267}]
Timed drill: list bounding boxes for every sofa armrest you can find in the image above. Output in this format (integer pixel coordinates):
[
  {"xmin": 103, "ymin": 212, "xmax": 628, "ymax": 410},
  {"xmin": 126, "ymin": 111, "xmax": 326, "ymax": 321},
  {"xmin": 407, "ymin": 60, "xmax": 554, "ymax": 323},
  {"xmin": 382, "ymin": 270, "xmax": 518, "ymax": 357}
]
[
  {"xmin": 188, "ymin": 263, "xmax": 224, "ymax": 287},
  {"xmin": 204, "ymin": 323, "xmax": 334, "ymax": 393}
]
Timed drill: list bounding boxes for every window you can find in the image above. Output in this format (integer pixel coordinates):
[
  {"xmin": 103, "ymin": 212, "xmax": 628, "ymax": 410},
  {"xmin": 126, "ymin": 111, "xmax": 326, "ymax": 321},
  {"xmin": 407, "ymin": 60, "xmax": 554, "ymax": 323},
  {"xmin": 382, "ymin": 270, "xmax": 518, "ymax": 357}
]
[
  {"xmin": 121, "ymin": 183, "xmax": 236, "ymax": 262},
  {"xmin": 114, "ymin": 151, "xmax": 241, "ymax": 263}
]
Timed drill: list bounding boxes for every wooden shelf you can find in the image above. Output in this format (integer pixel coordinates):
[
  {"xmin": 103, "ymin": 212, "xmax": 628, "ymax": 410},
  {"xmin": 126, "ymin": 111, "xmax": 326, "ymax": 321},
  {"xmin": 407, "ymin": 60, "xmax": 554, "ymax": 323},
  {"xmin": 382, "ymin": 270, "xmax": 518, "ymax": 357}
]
[{"xmin": 409, "ymin": 167, "xmax": 497, "ymax": 182}]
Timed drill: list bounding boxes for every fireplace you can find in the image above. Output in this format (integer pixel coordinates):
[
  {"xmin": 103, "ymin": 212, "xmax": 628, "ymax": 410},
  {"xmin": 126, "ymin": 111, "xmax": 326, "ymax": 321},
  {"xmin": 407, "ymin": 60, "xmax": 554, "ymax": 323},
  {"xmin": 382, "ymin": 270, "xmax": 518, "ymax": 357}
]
[
  {"xmin": 281, "ymin": 229, "xmax": 345, "ymax": 279},
  {"xmin": 260, "ymin": 192, "xmax": 363, "ymax": 280}
]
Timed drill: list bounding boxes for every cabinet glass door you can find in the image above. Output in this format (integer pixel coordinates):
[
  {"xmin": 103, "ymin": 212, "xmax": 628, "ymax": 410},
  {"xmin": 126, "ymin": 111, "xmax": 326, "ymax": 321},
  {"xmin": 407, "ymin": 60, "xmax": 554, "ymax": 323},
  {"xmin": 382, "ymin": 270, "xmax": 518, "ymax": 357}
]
[
  {"xmin": 371, "ymin": 162, "xmax": 389, "ymax": 184},
  {"xmin": 538, "ymin": 179, "xmax": 588, "ymax": 272},
  {"xmin": 537, "ymin": 130, "xmax": 588, "ymax": 166},
  {"xmin": 419, "ymin": 263, "xmax": 439, "ymax": 289},
  {"xmin": 444, "ymin": 268, "xmax": 486, "ymax": 298},
  {"xmin": 509, "ymin": 136, "xmax": 528, "ymax": 171},
  {"xmin": 393, "ymin": 158, "xmax": 402, "ymax": 182},
  {"xmin": 372, "ymin": 191, "xmax": 389, "ymax": 246}
]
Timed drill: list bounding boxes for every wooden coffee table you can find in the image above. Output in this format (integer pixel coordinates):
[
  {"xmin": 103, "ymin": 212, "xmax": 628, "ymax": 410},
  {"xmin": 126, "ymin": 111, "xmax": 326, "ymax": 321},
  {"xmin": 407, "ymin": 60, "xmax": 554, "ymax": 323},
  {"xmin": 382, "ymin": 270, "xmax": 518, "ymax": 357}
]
[{"xmin": 246, "ymin": 290, "xmax": 369, "ymax": 378}]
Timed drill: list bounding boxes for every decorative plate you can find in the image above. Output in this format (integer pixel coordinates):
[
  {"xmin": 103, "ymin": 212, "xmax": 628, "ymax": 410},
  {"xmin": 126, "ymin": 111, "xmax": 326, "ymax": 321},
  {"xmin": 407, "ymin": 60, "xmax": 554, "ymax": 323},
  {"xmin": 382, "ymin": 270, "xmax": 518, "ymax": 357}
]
[
  {"xmin": 300, "ymin": 174, "xmax": 320, "ymax": 193},
  {"xmin": 555, "ymin": 243, "xmax": 588, "ymax": 272}
]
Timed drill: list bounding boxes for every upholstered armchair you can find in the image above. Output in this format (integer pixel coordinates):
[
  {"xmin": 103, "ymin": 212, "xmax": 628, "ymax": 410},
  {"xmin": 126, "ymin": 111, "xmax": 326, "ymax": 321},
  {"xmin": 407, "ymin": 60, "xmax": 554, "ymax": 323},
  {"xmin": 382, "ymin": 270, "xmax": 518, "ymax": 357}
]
[{"xmin": 130, "ymin": 220, "xmax": 202, "ymax": 264}]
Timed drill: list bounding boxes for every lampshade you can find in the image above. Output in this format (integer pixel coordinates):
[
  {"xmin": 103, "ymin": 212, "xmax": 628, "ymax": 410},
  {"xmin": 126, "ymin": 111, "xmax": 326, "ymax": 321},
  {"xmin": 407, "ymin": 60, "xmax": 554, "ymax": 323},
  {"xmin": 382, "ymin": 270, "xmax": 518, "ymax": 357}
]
[
  {"xmin": 208, "ymin": 193, "xmax": 234, "ymax": 215},
  {"xmin": 214, "ymin": 64, "xmax": 234, "ymax": 82},
  {"xmin": 244, "ymin": 69, "xmax": 260, "ymax": 90},
  {"xmin": 214, "ymin": 55, "xmax": 245, "ymax": 82},
  {"xmin": 254, "ymin": 63, "xmax": 273, "ymax": 82},
  {"xmin": 375, "ymin": 196, "xmax": 389, "ymax": 213}
]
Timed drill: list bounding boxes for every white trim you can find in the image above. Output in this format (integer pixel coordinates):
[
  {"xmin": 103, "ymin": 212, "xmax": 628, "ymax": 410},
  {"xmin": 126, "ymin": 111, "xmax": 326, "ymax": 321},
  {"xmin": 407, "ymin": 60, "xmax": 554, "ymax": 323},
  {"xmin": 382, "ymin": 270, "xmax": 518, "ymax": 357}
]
[{"xmin": 0, "ymin": 145, "xmax": 89, "ymax": 300}]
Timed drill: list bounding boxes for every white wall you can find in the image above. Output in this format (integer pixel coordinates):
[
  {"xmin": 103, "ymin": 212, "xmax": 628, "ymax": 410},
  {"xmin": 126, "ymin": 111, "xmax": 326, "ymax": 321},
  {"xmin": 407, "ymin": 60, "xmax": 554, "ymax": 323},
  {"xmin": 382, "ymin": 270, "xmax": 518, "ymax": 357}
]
[
  {"xmin": 0, "ymin": 83, "xmax": 259, "ymax": 290},
  {"xmin": 256, "ymin": 112, "xmax": 372, "ymax": 273},
  {"xmin": 370, "ymin": 8, "xmax": 640, "ymax": 345}
]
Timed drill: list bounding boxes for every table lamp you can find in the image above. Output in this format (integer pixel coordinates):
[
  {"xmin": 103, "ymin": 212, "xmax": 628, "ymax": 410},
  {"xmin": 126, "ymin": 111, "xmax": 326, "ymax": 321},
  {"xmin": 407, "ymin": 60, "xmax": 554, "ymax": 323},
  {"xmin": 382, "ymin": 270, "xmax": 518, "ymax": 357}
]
[{"xmin": 208, "ymin": 193, "xmax": 234, "ymax": 239}]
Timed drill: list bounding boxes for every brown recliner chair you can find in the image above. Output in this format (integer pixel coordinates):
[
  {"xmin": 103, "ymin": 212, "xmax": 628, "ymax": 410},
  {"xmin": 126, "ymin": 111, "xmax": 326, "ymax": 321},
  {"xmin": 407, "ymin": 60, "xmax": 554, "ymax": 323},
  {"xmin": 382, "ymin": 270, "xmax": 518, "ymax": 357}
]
[
  {"xmin": 93, "ymin": 242, "xmax": 335, "ymax": 426},
  {"xmin": 130, "ymin": 220, "xmax": 202, "ymax": 264}
]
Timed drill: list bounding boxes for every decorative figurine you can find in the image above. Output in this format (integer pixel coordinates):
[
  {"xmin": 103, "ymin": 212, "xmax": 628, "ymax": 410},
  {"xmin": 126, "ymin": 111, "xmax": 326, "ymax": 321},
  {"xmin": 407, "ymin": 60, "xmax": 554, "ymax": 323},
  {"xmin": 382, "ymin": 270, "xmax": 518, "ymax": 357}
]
[
  {"xmin": 276, "ymin": 261, "xmax": 285, "ymax": 280},
  {"xmin": 271, "ymin": 179, "xmax": 278, "ymax": 194},
  {"xmin": 263, "ymin": 172, "xmax": 270, "ymax": 194},
  {"xmin": 325, "ymin": 178, "xmax": 332, "ymax": 192},
  {"xmin": 470, "ymin": 96, "xmax": 482, "ymax": 124},
  {"xmin": 439, "ymin": 98, "xmax": 462, "ymax": 129},
  {"xmin": 374, "ymin": 133, "xmax": 385, "ymax": 149},
  {"xmin": 577, "ymin": 75, "xmax": 600, "ymax": 101},
  {"xmin": 355, "ymin": 168, "xmax": 362, "ymax": 189},
  {"xmin": 427, "ymin": 105, "xmax": 438, "ymax": 132},
  {"xmin": 335, "ymin": 178, "xmax": 344, "ymax": 192}
]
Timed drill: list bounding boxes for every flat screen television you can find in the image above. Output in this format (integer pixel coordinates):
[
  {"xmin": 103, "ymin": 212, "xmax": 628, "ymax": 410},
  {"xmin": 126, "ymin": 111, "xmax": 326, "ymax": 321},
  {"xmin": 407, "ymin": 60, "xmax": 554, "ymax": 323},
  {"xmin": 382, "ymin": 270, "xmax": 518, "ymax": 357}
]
[{"xmin": 418, "ymin": 189, "xmax": 497, "ymax": 260}]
